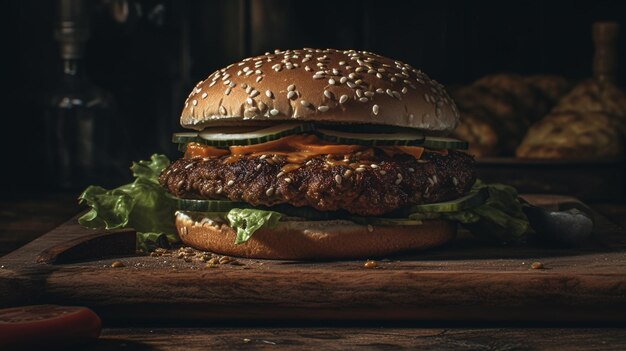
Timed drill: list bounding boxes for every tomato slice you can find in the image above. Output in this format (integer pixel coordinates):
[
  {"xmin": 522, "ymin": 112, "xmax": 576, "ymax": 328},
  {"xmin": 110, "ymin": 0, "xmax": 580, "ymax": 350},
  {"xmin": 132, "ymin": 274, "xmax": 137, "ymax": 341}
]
[{"xmin": 0, "ymin": 305, "xmax": 101, "ymax": 349}]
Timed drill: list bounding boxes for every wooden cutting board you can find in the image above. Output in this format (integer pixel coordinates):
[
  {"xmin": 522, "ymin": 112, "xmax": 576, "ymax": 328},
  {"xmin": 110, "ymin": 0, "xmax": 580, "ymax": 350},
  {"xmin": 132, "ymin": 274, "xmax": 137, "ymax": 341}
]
[{"xmin": 1, "ymin": 195, "xmax": 626, "ymax": 323}]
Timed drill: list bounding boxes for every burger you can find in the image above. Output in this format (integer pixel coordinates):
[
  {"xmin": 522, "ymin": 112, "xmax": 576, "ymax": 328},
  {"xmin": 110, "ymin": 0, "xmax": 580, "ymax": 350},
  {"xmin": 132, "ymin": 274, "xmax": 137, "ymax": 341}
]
[
  {"xmin": 79, "ymin": 48, "xmax": 528, "ymax": 260},
  {"xmin": 159, "ymin": 48, "xmax": 478, "ymax": 260}
]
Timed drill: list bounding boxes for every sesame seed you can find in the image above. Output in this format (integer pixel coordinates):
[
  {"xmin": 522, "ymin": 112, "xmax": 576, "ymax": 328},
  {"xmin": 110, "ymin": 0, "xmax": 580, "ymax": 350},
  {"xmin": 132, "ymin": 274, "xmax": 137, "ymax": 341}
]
[
  {"xmin": 367, "ymin": 224, "xmax": 374, "ymax": 232},
  {"xmin": 334, "ymin": 174, "xmax": 342, "ymax": 185},
  {"xmin": 379, "ymin": 170, "xmax": 387, "ymax": 175},
  {"xmin": 328, "ymin": 78, "xmax": 336, "ymax": 85},
  {"xmin": 339, "ymin": 95, "xmax": 349, "ymax": 104},
  {"xmin": 428, "ymin": 177, "xmax": 435, "ymax": 186},
  {"xmin": 201, "ymin": 92, "xmax": 208, "ymax": 99},
  {"xmin": 397, "ymin": 173, "xmax": 403, "ymax": 179},
  {"xmin": 339, "ymin": 61, "xmax": 346, "ymax": 65},
  {"xmin": 370, "ymin": 164, "xmax": 379, "ymax": 168},
  {"xmin": 300, "ymin": 100, "xmax": 312, "ymax": 108},
  {"xmin": 192, "ymin": 100, "xmax": 198, "ymax": 106},
  {"xmin": 332, "ymin": 68, "xmax": 340, "ymax": 75},
  {"xmin": 225, "ymin": 87, "xmax": 232, "ymax": 95},
  {"xmin": 453, "ymin": 177, "xmax": 459, "ymax": 186},
  {"xmin": 317, "ymin": 105, "xmax": 329, "ymax": 112},
  {"xmin": 343, "ymin": 170, "xmax": 353, "ymax": 178},
  {"xmin": 270, "ymin": 108, "xmax": 279, "ymax": 116},
  {"xmin": 364, "ymin": 91, "xmax": 375, "ymax": 97},
  {"xmin": 241, "ymin": 83, "xmax": 248, "ymax": 89},
  {"xmin": 347, "ymin": 81, "xmax": 357, "ymax": 88},
  {"xmin": 209, "ymin": 81, "xmax": 217, "ymax": 87},
  {"xmin": 256, "ymin": 164, "xmax": 262, "ymax": 170},
  {"xmin": 287, "ymin": 91, "xmax": 297, "ymax": 100},
  {"xmin": 246, "ymin": 86, "xmax": 252, "ymax": 94},
  {"xmin": 313, "ymin": 74, "xmax": 324, "ymax": 79},
  {"xmin": 359, "ymin": 97, "xmax": 368, "ymax": 102},
  {"xmin": 265, "ymin": 90, "xmax": 273, "ymax": 99},
  {"xmin": 266, "ymin": 187, "xmax": 275, "ymax": 196},
  {"xmin": 246, "ymin": 97, "xmax": 254, "ymax": 105},
  {"xmin": 219, "ymin": 106, "xmax": 227, "ymax": 115},
  {"xmin": 260, "ymin": 154, "xmax": 268, "ymax": 159},
  {"xmin": 408, "ymin": 168, "xmax": 415, "ymax": 172},
  {"xmin": 256, "ymin": 76, "xmax": 263, "ymax": 83},
  {"xmin": 250, "ymin": 90, "xmax": 260, "ymax": 98},
  {"xmin": 386, "ymin": 89, "xmax": 394, "ymax": 98},
  {"xmin": 216, "ymin": 186, "xmax": 223, "ymax": 194},
  {"xmin": 284, "ymin": 177, "xmax": 292, "ymax": 183},
  {"xmin": 402, "ymin": 87, "xmax": 408, "ymax": 94},
  {"xmin": 304, "ymin": 66, "xmax": 312, "ymax": 71},
  {"xmin": 372, "ymin": 104, "xmax": 379, "ymax": 115},
  {"xmin": 392, "ymin": 91, "xmax": 402, "ymax": 100},
  {"xmin": 227, "ymin": 180, "xmax": 235, "ymax": 186},
  {"xmin": 323, "ymin": 90, "xmax": 334, "ymax": 99},
  {"xmin": 355, "ymin": 167, "xmax": 366, "ymax": 173},
  {"xmin": 433, "ymin": 175, "xmax": 438, "ymax": 184},
  {"xmin": 376, "ymin": 88, "xmax": 384, "ymax": 94},
  {"xmin": 356, "ymin": 89, "xmax": 363, "ymax": 98},
  {"xmin": 395, "ymin": 178, "xmax": 402, "ymax": 185},
  {"xmin": 288, "ymin": 84, "xmax": 296, "ymax": 91},
  {"xmin": 255, "ymin": 69, "xmax": 262, "ymax": 74},
  {"xmin": 339, "ymin": 77, "xmax": 348, "ymax": 84}
]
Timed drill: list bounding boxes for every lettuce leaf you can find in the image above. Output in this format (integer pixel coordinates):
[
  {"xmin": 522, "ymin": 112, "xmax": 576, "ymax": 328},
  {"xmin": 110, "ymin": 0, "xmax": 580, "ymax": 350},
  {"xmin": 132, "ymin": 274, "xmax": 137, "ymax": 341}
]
[
  {"xmin": 78, "ymin": 154, "xmax": 179, "ymax": 252},
  {"xmin": 227, "ymin": 208, "xmax": 283, "ymax": 244},
  {"xmin": 409, "ymin": 180, "xmax": 529, "ymax": 244}
]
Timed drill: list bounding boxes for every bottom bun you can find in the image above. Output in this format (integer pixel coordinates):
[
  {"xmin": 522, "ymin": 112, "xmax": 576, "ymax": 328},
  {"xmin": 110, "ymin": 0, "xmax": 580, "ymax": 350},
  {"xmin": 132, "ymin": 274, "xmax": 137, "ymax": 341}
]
[{"xmin": 175, "ymin": 212, "xmax": 457, "ymax": 260}]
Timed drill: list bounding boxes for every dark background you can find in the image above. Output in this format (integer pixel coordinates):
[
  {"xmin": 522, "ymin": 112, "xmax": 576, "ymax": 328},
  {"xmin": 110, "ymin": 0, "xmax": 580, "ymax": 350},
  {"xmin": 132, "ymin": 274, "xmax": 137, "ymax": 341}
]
[{"xmin": 2, "ymin": 0, "xmax": 625, "ymax": 197}]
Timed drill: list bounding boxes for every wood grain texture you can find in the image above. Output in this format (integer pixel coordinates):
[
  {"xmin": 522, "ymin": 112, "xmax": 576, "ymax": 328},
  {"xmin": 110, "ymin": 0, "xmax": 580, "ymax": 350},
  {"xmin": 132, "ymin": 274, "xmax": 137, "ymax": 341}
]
[
  {"xmin": 1, "ymin": 195, "xmax": 626, "ymax": 323},
  {"xmin": 81, "ymin": 327, "xmax": 626, "ymax": 351}
]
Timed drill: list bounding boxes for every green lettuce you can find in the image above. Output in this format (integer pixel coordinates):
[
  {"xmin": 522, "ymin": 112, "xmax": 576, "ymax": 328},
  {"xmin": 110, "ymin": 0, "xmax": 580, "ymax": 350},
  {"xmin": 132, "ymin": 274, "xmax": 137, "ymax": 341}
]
[
  {"xmin": 226, "ymin": 208, "xmax": 283, "ymax": 244},
  {"xmin": 78, "ymin": 154, "xmax": 179, "ymax": 252},
  {"xmin": 409, "ymin": 180, "xmax": 529, "ymax": 244}
]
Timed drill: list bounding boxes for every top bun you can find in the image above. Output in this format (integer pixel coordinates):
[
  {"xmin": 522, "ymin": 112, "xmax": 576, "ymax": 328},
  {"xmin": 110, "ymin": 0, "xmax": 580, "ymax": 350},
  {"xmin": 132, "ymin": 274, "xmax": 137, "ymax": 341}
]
[{"xmin": 181, "ymin": 49, "xmax": 459, "ymax": 133}]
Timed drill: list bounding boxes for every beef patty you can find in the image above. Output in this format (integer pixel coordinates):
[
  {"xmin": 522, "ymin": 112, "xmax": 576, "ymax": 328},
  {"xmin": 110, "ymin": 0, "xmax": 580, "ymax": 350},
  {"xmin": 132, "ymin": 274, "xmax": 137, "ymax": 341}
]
[{"xmin": 160, "ymin": 150, "xmax": 475, "ymax": 216}]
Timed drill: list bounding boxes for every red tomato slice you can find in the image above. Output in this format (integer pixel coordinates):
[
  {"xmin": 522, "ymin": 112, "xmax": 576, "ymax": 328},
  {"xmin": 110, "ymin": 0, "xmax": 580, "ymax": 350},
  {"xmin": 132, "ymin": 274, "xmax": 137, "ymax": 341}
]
[{"xmin": 0, "ymin": 305, "xmax": 101, "ymax": 349}]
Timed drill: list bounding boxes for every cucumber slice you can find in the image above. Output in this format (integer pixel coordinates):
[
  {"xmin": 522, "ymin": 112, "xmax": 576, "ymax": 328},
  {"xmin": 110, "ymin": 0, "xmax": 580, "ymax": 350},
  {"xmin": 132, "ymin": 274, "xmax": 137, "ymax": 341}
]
[
  {"xmin": 197, "ymin": 123, "xmax": 314, "ymax": 147},
  {"xmin": 409, "ymin": 187, "xmax": 489, "ymax": 213},
  {"xmin": 350, "ymin": 217, "xmax": 424, "ymax": 226},
  {"xmin": 422, "ymin": 136, "xmax": 468, "ymax": 150},
  {"xmin": 170, "ymin": 196, "xmax": 249, "ymax": 212},
  {"xmin": 172, "ymin": 132, "xmax": 200, "ymax": 144},
  {"xmin": 170, "ymin": 194, "xmax": 340, "ymax": 220},
  {"xmin": 316, "ymin": 128, "xmax": 424, "ymax": 146}
]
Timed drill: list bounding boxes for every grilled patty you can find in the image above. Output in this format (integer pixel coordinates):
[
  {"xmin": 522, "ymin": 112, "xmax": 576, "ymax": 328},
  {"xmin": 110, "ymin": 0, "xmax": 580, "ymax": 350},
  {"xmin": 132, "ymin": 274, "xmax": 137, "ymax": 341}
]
[{"xmin": 160, "ymin": 150, "xmax": 475, "ymax": 216}]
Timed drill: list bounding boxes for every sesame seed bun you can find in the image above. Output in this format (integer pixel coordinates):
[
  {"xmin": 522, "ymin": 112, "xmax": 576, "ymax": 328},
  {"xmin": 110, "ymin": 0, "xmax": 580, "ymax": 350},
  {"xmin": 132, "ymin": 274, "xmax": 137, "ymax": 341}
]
[
  {"xmin": 175, "ymin": 212, "xmax": 457, "ymax": 260},
  {"xmin": 181, "ymin": 49, "xmax": 460, "ymax": 134}
]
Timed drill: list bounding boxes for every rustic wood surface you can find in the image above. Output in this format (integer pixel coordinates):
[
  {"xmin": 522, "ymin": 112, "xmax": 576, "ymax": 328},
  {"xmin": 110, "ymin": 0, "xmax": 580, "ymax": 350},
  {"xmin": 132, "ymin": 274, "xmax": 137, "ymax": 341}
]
[
  {"xmin": 1, "ymin": 194, "xmax": 626, "ymax": 324},
  {"xmin": 69, "ymin": 327, "xmax": 626, "ymax": 350}
]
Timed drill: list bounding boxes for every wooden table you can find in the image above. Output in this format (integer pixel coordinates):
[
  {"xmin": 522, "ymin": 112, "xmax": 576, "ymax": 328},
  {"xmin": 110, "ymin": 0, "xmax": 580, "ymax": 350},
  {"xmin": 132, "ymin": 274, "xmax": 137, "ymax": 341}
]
[{"xmin": 2, "ymin": 194, "xmax": 626, "ymax": 350}]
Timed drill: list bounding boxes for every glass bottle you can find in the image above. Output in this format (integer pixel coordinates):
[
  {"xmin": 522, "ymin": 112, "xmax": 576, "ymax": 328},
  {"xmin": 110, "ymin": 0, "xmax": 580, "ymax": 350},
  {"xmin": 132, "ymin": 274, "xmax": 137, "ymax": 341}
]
[{"xmin": 45, "ymin": 0, "xmax": 118, "ymax": 189}]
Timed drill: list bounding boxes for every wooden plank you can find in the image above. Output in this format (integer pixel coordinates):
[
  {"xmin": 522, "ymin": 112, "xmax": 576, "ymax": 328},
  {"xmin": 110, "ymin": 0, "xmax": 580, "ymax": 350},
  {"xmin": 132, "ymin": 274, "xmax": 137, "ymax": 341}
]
[
  {"xmin": 1, "ymin": 195, "xmax": 626, "ymax": 323},
  {"xmin": 87, "ymin": 327, "xmax": 626, "ymax": 351}
]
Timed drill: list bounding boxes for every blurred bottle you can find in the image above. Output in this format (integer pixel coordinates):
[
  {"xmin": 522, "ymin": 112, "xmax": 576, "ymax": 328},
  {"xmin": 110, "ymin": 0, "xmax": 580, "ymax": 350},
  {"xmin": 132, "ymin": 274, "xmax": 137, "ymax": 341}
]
[{"xmin": 45, "ymin": 0, "xmax": 118, "ymax": 189}]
